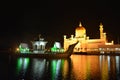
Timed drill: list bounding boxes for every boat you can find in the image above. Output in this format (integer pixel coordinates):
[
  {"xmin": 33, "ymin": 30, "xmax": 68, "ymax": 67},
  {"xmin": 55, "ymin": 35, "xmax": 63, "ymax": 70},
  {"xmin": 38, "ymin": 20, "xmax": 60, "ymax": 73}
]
[{"xmin": 11, "ymin": 41, "xmax": 79, "ymax": 58}]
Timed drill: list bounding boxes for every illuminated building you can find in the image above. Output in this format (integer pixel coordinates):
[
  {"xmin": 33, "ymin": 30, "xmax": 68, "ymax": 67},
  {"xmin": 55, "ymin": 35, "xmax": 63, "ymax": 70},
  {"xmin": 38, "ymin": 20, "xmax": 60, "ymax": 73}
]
[
  {"xmin": 51, "ymin": 42, "xmax": 64, "ymax": 53},
  {"xmin": 17, "ymin": 43, "xmax": 30, "ymax": 53},
  {"xmin": 31, "ymin": 35, "xmax": 47, "ymax": 53},
  {"xmin": 64, "ymin": 22, "xmax": 120, "ymax": 53}
]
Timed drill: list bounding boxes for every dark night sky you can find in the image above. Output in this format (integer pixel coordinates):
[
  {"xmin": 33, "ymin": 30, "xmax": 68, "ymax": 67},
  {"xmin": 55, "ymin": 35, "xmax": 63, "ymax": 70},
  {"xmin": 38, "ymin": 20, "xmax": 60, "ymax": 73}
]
[{"xmin": 0, "ymin": 1, "xmax": 120, "ymax": 48}]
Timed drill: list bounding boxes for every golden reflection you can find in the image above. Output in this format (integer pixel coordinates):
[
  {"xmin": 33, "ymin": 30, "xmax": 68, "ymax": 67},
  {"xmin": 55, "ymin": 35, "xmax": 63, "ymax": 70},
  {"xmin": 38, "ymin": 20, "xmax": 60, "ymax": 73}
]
[
  {"xmin": 62, "ymin": 60, "xmax": 69, "ymax": 76},
  {"xmin": 62, "ymin": 59, "xmax": 70, "ymax": 79},
  {"xmin": 88, "ymin": 56, "xmax": 100, "ymax": 79},
  {"xmin": 71, "ymin": 55, "xmax": 101, "ymax": 80},
  {"xmin": 110, "ymin": 56, "xmax": 117, "ymax": 80},
  {"xmin": 101, "ymin": 56, "xmax": 109, "ymax": 80}
]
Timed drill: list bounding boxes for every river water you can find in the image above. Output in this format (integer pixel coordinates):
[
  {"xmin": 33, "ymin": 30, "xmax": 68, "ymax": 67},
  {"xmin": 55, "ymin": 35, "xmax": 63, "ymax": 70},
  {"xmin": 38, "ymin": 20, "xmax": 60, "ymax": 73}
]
[{"xmin": 2, "ymin": 53, "xmax": 120, "ymax": 80}]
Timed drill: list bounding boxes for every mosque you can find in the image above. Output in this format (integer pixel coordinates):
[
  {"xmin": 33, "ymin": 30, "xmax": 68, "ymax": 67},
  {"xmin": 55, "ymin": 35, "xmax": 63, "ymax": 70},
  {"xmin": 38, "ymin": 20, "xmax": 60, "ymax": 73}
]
[{"xmin": 63, "ymin": 22, "xmax": 120, "ymax": 53}]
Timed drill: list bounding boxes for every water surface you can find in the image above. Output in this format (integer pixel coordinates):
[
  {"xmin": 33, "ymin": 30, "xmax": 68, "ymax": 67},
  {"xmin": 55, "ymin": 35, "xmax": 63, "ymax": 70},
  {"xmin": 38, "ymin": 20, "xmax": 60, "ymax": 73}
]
[{"xmin": 7, "ymin": 53, "xmax": 120, "ymax": 80}]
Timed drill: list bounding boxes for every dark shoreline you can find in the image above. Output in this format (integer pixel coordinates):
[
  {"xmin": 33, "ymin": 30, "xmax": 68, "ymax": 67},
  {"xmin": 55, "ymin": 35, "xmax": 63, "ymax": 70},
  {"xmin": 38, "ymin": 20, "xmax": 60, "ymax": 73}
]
[
  {"xmin": 8, "ymin": 52, "xmax": 71, "ymax": 59},
  {"xmin": 73, "ymin": 52, "xmax": 120, "ymax": 56},
  {"xmin": 1, "ymin": 51, "xmax": 120, "ymax": 57}
]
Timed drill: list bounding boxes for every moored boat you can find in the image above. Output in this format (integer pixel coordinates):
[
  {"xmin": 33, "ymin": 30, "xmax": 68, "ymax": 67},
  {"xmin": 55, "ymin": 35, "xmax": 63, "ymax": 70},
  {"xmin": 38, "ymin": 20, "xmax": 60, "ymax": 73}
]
[{"xmin": 11, "ymin": 41, "xmax": 79, "ymax": 58}]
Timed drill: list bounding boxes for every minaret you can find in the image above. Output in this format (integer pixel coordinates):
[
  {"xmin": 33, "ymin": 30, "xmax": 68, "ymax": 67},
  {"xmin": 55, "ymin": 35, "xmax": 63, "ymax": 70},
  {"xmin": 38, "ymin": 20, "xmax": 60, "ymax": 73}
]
[
  {"xmin": 79, "ymin": 22, "xmax": 82, "ymax": 27},
  {"xmin": 99, "ymin": 23, "xmax": 104, "ymax": 39}
]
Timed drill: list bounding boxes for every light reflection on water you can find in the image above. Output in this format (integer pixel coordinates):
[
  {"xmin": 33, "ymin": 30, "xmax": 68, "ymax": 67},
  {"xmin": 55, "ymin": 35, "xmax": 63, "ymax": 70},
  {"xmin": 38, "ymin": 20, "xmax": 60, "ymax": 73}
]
[
  {"xmin": 71, "ymin": 55, "xmax": 101, "ymax": 80},
  {"xmin": 15, "ymin": 58, "xmax": 30, "ymax": 79},
  {"xmin": 9, "ymin": 54, "xmax": 120, "ymax": 80}
]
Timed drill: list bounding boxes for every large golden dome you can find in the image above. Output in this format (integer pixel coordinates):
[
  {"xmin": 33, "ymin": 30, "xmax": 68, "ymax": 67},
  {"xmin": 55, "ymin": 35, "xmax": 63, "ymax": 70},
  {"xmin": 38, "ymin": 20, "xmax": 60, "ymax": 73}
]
[
  {"xmin": 75, "ymin": 22, "xmax": 86, "ymax": 38},
  {"xmin": 76, "ymin": 26, "xmax": 86, "ymax": 31},
  {"xmin": 76, "ymin": 22, "xmax": 86, "ymax": 31}
]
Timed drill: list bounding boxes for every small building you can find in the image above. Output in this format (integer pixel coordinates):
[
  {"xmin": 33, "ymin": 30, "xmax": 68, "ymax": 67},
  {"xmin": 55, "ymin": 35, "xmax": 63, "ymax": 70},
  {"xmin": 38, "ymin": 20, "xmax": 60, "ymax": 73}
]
[
  {"xmin": 18, "ymin": 43, "xmax": 30, "ymax": 53},
  {"xmin": 31, "ymin": 35, "xmax": 47, "ymax": 53},
  {"xmin": 51, "ymin": 42, "xmax": 64, "ymax": 53}
]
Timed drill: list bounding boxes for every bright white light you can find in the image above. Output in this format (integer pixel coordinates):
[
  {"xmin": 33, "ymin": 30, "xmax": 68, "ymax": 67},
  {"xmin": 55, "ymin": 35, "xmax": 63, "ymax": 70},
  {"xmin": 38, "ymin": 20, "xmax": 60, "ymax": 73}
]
[
  {"xmin": 20, "ymin": 43, "xmax": 29, "ymax": 48},
  {"xmin": 54, "ymin": 42, "xmax": 61, "ymax": 48},
  {"xmin": 40, "ymin": 42, "xmax": 45, "ymax": 45}
]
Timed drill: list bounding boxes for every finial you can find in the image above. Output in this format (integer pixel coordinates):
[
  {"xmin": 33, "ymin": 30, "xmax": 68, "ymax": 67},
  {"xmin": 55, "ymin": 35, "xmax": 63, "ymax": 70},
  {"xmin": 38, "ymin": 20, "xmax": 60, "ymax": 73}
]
[
  {"xmin": 100, "ymin": 22, "xmax": 103, "ymax": 26},
  {"xmin": 39, "ymin": 34, "xmax": 41, "ymax": 40},
  {"xmin": 79, "ymin": 22, "xmax": 82, "ymax": 27}
]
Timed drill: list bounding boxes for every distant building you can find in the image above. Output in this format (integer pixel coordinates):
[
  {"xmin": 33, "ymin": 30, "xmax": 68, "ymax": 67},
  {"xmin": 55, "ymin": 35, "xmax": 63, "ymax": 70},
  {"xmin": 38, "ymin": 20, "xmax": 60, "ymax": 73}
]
[
  {"xmin": 51, "ymin": 42, "xmax": 64, "ymax": 53},
  {"xmin": 63, "ymin": 22, "xmax": 120, "ymax": 53},
  {"xmin": 31, "ymin": 35, "xmax": 48, "ymax": 53},
  {"xmin": 18, "ymin": 43, "xmax": 30, "ymax": 53}
]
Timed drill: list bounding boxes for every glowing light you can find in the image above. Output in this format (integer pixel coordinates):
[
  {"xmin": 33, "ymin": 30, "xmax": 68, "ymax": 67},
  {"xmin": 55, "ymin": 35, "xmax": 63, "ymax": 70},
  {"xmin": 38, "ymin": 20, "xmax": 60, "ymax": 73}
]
[
  {"xmin": 16, "ymin": 48, "xmax": 19, "ymax": 52},
  {"xmin": 51, "ymin": 42, "xmax": 64, "ymax": 53},
  {"xmin": 18, "ymin": 43, "xmax": 30, "ymax": 53}
]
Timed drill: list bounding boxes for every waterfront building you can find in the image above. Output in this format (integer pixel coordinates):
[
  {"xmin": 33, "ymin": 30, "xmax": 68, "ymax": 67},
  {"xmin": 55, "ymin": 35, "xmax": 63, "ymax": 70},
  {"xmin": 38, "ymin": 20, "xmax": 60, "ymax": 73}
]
[
  {"xmin": 51, "ymin": 42, "xmax": 64, "ymax": 53},
  {"xmin": 17, "ymin": 43, "xmax": 30, "ymax": 53},
  {"xmin": 63, "ymin": 22, "xmax": 120, "ymax": 53},
  {"xmin": 31, "ymin": 35, "xmax": 48, "ymax": 53}
]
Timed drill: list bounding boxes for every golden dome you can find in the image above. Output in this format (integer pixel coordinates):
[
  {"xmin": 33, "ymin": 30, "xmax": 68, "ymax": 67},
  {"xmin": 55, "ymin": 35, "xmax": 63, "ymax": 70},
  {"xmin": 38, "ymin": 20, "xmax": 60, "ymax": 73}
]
[
  {"xmin": 75, "ymin": 22, "xmax": 86, "ymax": 38},
  {"xmin": 76, "ymin": 22, "xmax": 86, "ymax": 31},
  {"xmin": 76, "ymin": 26, "xmax": 86, "ymax": 31}
]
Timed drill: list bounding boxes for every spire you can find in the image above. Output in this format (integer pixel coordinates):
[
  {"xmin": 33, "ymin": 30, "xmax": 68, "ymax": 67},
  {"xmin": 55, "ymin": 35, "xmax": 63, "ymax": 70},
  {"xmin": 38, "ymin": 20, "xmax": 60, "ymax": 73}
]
[
  {"xmin": 39, "ymin": 34, "xmax": 41, "ymax": 40},
  {"xmin": 100, "ymin": 22, "xmax": 103, "ymax": 27},
  {"xmin": 79, "ymin": 22, "xmax": 82, "ymax": 27}
]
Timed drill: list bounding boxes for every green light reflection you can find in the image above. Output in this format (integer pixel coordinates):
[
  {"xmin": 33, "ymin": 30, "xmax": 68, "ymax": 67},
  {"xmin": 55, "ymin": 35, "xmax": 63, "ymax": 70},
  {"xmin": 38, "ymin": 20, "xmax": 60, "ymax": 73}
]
[
  {"xmin": 50, "ymin": 59, "xmax": 64, "ymax": 80},
  {"xmin": 16, "ymin": 58, "xmax": 30, "ymax": 75}
]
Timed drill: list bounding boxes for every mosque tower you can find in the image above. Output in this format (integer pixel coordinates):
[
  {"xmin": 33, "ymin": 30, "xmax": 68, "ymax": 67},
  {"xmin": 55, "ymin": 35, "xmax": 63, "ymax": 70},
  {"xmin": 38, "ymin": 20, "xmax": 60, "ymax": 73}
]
[
  {"xmin": 75, "ymin": 22, "xmax": 86, "ymax": 38},
  {"xmin": 99, "ymin": 23, "xmax": 104, "ymax": 39},
  {"xmin": 99, "ymin": 23, "xmax": 107, "ymax": 41}
]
